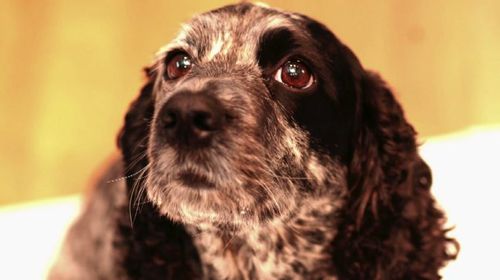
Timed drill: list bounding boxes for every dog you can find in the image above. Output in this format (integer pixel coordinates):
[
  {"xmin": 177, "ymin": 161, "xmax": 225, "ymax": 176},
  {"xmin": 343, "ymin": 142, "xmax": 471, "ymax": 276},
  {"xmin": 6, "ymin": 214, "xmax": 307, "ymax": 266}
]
[{"xmin": 50, "ymin": 3, "xmax": 458, "ymax": 279}]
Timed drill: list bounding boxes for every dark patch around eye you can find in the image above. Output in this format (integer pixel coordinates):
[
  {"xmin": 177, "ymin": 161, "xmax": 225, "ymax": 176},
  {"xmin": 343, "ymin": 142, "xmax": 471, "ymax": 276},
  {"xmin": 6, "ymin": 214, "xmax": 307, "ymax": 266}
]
[
  {"xmin": 258, "ymin": 20, "xmax": 358, "ymax": 164},
  {"xmin": 293, "ymin": 90, "xmax": 344, "ymax": 155},
  {"xmin": 296, "ymin": 20, "xmax": 360, "ymax": 164},
  {"xmin": 257, "ymin": 28, "xmax": 299, "ymax": 69}
]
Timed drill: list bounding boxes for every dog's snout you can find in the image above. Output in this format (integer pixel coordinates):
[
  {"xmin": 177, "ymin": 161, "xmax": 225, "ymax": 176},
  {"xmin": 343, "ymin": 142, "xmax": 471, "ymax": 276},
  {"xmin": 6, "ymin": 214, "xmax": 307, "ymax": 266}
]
[{"xmin": 159, "ymin": 92, "xmax": 225, "ymax": 146}]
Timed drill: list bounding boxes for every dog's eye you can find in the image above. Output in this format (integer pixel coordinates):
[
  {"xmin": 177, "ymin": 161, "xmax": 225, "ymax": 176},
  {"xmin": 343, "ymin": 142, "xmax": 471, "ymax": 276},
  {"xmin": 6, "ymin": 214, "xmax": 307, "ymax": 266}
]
[
  {"xmin": 165, "ymin": 53, "xmax": 192, "ymax": 80},
  {"xmin": 274, "ymin": 59, "xmax": 314, "ymax": 89}
]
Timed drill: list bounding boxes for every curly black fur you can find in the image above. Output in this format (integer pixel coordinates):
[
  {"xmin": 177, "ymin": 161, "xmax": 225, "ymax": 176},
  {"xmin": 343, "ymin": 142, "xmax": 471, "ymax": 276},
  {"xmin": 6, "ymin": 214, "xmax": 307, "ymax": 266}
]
[{"xmin": 331, "ymin": 72, "xmax": 458, "ymax": 280}]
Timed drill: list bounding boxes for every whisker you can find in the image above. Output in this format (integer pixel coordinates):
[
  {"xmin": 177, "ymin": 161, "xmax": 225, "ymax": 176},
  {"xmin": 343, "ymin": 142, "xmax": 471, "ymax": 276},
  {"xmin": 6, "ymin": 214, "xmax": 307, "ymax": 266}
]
[
  {"xmin": 262, "ymin": 169, "xmax": 309, "ymax": 181},
  {"xmin": 261, "ymin": 162, "xmax": 309, "ymax": 181},
  {"xmin": 257, "ymin": 180, "xmax": 283, "ymax": 217},
  {"xmin": 107, "ymin": 151, "xmax": 148, "ymax": 184},
  {"xmin": 124, "ymin": 138, "xmax": 149, "ymax": 171},
  {"xmin": 132, "ymin": 172, "xmax": 150, "ymax": 224},
  {"xmin": 222, "ymin": 234, "xmax": 237, "ymax": 252},
  {"xmin": 128, "ymin": 164, "xmax": 151, "ymax": 228}
]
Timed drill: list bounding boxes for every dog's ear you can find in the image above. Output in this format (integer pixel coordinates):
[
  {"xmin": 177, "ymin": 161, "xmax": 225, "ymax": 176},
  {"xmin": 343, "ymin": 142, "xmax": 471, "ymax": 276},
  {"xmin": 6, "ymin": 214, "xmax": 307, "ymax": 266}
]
[
  {"xmin": 350, "ymin": 69, "xmax": 418, "ymax": 226},
  {"xmin": 324, "ymin": 41, "xmax": 419, "ymax": 218},
  {"xmin": 332, "ymin": 45, "xmax": 458, "ymax": 279},
  {"xmin": 117, "ymin": 67, "xmax": 156, "ymax": 185}
]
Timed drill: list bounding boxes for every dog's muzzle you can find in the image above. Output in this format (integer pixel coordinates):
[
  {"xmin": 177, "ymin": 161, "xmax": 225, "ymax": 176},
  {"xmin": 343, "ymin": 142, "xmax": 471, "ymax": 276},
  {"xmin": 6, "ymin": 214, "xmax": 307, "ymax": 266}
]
[{"xmin": 157, "ymin": 91, "xmax": 226, "ymax": 148}]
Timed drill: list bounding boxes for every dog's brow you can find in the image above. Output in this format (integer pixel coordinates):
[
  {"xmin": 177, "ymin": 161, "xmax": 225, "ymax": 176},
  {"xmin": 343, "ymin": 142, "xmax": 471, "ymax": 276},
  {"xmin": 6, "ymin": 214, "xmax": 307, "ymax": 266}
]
[
  {"xmin": 156, "ymin": 11, "xmax": 300, "ymax": 65},
  {"xmin": 257, "ymin": 27, "xmax": 299, "ymax": 68}
]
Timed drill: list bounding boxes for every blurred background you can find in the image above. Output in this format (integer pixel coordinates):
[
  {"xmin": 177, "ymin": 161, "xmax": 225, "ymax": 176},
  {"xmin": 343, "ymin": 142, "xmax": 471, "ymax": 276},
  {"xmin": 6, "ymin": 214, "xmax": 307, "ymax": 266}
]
[{"xmin": 1, "ymin": 0, "xmax": 499, "ymax": 205}]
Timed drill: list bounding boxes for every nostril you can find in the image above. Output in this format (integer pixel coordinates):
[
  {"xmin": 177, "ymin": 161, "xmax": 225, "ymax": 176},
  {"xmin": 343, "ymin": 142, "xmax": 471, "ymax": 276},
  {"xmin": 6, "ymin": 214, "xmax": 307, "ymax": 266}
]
[
  {"xmin": 192, "ymin": 111, "xmax": 218, "ymax": 132},
  {"xmin": 163, "ymin": 111, "xmax": 177, "ymax": 129}
]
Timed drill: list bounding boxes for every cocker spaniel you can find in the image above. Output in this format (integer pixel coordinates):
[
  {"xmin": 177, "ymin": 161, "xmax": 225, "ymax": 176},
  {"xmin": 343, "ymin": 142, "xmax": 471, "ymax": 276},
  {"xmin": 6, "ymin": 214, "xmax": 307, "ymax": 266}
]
[{"xmin": 50, "ymin": 3, "xmax": 458, "ymax": 280}]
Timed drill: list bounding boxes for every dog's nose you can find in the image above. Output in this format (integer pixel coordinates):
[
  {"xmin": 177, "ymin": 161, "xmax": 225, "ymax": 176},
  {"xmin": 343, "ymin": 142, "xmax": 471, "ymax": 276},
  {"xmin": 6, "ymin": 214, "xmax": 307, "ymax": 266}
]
[{"xmin": 159, "ymin": 92, "xmax": 225, "ymax": 146}]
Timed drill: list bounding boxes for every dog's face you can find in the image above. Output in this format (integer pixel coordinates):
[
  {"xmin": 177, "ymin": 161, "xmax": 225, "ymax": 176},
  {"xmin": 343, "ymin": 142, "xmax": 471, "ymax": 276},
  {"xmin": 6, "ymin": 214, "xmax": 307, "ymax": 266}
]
[
  {"xmin": 113, "ymin": 5, "xmax": 460, "ymax": 277},
  {"xmin": 122, "ymin": 3, "xmax": 377, "ymax": 230}
]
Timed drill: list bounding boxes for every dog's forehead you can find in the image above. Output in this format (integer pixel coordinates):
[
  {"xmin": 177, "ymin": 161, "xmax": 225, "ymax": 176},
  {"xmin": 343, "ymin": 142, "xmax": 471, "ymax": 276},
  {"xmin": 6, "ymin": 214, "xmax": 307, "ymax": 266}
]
[{"xmin": 157, "ymin": 5, "xmax": 303, "ymax": 65}]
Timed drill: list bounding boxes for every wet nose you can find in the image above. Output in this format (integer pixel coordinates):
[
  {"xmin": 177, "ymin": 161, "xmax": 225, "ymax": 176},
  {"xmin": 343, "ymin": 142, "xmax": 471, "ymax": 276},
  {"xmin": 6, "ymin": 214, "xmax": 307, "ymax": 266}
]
[{"xmin": 158, "ymin": 92, "xmax": 225, "ymax": 147}]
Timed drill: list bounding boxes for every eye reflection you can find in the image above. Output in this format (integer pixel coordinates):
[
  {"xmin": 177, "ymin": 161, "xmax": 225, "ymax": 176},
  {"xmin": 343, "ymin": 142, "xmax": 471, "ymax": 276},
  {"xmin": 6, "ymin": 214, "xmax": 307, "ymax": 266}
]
[{"xmin": 165, "ymin": 53, "xmax": 192, "ymax": 80}]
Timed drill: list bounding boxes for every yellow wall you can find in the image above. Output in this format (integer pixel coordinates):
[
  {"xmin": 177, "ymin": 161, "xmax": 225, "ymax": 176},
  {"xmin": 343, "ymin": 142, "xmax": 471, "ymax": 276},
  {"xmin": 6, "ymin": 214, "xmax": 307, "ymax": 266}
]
[{"xmin": 1, "ymin": 1, "xmax": 499, "ymax": 205}]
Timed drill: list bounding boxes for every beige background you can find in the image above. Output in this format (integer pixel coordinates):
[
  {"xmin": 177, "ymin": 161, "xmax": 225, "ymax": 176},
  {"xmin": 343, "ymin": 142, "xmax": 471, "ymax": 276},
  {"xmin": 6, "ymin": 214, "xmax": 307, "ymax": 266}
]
[{"xmin": 1, "ymin": 0, "xmax": 499, "ymax": 205}]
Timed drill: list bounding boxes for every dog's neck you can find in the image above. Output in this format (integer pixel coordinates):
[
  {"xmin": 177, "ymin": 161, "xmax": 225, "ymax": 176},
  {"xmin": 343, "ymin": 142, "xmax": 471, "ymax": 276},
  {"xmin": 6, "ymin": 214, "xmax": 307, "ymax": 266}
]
[{"xmin": 187, "ymin": 194, "xmax": 343, "ymax": 280}]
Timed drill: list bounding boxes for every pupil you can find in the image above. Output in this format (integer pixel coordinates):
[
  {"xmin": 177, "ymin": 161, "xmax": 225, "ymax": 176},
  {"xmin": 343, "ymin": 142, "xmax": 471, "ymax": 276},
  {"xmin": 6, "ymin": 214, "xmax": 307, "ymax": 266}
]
[
  {"xmin": 176, "ymin": 56, "xmax": 191, "ymax": 69},
  {"xmin": 286, "ymin": 63, "xmax": 302, "ymax": 78}
]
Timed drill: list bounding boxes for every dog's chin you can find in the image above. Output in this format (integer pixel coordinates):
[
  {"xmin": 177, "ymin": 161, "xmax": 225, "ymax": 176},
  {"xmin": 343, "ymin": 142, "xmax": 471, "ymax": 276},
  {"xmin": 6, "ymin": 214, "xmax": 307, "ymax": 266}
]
[
  {"xmin": 144, "ymin": 173, "xmax": 298, "ymax": 231},
  {"xmin": 145, "ymin": 179, "xmax": 258, "ymax": 230}
]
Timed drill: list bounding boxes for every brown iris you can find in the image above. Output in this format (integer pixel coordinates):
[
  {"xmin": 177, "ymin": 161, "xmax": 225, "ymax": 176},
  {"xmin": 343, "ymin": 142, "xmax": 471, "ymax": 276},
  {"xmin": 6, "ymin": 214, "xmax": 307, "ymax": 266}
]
[
  {"xmin": 165, "ymin": 53, "xmax": 192, "ymax": 80},
  {"xmin": 274, "ymin": 59, "xmax": 314, "ymax": 89}
]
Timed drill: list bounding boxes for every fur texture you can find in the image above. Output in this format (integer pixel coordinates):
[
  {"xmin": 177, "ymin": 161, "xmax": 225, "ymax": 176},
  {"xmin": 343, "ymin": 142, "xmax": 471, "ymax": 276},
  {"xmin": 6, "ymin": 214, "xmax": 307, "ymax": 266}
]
[{"xmin": 50, "ymin": 3, "xmax": 458, "ymax": 280}]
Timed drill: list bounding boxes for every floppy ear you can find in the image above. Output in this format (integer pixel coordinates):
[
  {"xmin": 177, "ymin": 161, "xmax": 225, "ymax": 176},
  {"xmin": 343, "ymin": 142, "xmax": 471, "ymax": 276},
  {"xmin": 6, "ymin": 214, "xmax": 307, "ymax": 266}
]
[
  {"xmin": 332, "ymin": 46, "xmax": 458, "ymax": 279},
  {"xmin": 350, "ymin": 70, "xmax": 418, "ymax": 226},
  {"xmin": 117, "ymin": 67, "xmax": 156, "ymax": 189}
]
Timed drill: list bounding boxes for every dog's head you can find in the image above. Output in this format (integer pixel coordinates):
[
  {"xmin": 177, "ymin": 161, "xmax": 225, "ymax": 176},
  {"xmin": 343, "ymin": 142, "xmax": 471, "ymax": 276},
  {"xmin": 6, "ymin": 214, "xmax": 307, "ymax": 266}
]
[{"xmin": 119, "ymin": 3, "xmax": 417, "ymax": 230}]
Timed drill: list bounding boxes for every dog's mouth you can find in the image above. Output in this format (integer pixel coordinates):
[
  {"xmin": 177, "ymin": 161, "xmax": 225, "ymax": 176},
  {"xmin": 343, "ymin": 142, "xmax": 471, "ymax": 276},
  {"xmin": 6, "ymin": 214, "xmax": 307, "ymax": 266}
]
[{"xmin": 176, "ymin": 170, "xmax": 216, "ymax": 189}]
